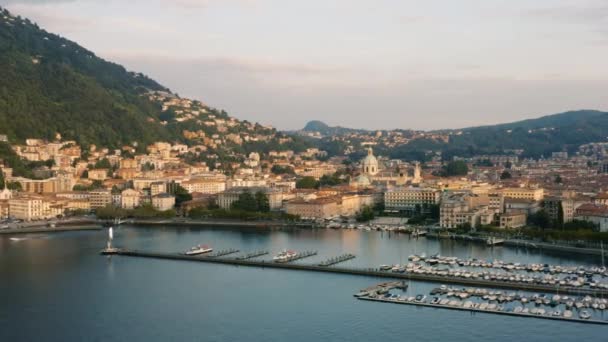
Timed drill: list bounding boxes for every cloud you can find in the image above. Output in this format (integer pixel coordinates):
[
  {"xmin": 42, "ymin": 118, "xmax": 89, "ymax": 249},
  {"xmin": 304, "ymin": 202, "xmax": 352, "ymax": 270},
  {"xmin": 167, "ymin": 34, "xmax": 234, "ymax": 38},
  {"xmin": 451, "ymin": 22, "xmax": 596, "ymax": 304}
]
[
  {"xmin": 526, "ymin": 2, "xmax": 608, "ymax": 23},
  {"xmin": 108, "ymin": 51, "xmax": 608, "ymax": 131},
  {"xmin": 0, "ymin": 0, "xmax": 78, "ymax": 4},
  {"xmin": 2, "ymin": 3, "xmax": 93, "ymax": 32}
]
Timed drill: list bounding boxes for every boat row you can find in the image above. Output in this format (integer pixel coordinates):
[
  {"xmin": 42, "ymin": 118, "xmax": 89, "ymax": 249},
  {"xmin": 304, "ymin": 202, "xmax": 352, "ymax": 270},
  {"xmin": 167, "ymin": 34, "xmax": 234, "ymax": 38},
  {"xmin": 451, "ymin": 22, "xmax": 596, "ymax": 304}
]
[
  {"xmin": 408, "ymin": 254, "xmax": 608, "ymax": 278},
  {"xmin": 378, "ymin": 262, "xmax": 608, "ymax": 289},
  {"xmin": 359, "ymin": 288, "xmax": 603, "ymax": 321},
  {"xmin": 325, "ymin": 222, "xmax": 417, "ymax": 233},
  {"xmin": 430, "ymin": 285, "xmax": 608, "ymax": 310}
]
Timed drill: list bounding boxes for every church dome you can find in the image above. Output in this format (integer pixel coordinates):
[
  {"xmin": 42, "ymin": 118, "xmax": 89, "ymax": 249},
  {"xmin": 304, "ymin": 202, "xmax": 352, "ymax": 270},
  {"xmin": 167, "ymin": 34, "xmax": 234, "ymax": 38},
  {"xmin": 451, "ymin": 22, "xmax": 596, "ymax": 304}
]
[
  {"xmin": 361, "ymin": 148, "xmax": 378, "ymax": 175},
  {"xmin": 352, "ymin": 174, "xmax": 371, "ymax": 187}
]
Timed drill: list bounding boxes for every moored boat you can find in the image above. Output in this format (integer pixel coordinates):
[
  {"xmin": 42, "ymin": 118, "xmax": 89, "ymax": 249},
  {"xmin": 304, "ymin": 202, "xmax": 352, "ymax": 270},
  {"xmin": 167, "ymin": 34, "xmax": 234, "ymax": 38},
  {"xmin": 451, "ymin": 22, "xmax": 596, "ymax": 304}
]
[{"xmin": 185, "ymin": 244, "xmax": 213, "ymax": 255}]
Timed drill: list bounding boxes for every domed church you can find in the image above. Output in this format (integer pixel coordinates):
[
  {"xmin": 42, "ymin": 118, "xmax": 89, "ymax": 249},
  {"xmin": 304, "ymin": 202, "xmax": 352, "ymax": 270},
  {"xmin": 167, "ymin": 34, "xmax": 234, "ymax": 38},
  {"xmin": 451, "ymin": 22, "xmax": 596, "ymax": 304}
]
[
  {"xmin": 361, "ymin": 148, "xmax": 379, "ymax": 176},
  {"xmin": 351, "ymin": 147, "xmax": 422, "ymax": 188}
]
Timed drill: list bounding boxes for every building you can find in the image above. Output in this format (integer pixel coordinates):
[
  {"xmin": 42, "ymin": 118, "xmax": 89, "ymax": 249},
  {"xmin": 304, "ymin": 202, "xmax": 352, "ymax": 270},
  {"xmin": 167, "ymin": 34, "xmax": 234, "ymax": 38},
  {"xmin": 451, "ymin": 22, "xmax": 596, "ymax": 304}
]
[
  {"xmin": 121, "ymin": 189, "xmax": 141, "ymax": 209},
  {"xmin": 439, "ymin": 192, "xmax": 493, "ymax": 229},
  {"xmin": 504, "ymin": 198, "xmax": 540, "ymax": 215},
  {"xmin": 8, "ymin": 196, "xmax": 48, "ymax": 221},
  {"xmin": 574, "ymin": 203, "xmax": 608, "ymax": 232},
  {"xmin": 361, "ymin": 148, "xmax": 379, "ymax": 176},
  {"xmin": 89, "ymin": 189, "xmax": 112, "ymax": 209},
  {"xmin": 16, "ymin": 176, "xmax": 74, "ymax": 194},
  {"xmin": 120, "ymin": 159, "xmax": 138, "ymax": 169},
  {"xmin": 88, "ymin": 169, "xmax": 109, "ymax": 181},
  {"xmin": 545, "ymin": 196, "xmax": 585, "ymax": 224},
  {"xmin": 500, "ymin": 187, "xmax": 544, "ymax": 201},
  {"xmin": 339, "ymin": 194, "xmax": 374, "ymax": 216},
  {"xmin": 151, "ymin": 193, "xmax": 176, "ymax": 211},
  {"xmin": 499, "ymin": 212, "xmax": 527, "ymax": 229},
  {"xmin": 217, "ymin": 187, "xmax": 284, "ymax": 210},
  {"xmin": 150, "ymin": 182, "xmax": 167, "ymax": 196},
  {"xmin": 384, "ymin": 187, "xmax": 440, "ymax": 214},
  {"xmin": 182, "ymin": 178, "xmax": 226, "ymax": 194},
  {"xmin": 285, "ymin": 197, "xmax": 340, "ymax": 219}
]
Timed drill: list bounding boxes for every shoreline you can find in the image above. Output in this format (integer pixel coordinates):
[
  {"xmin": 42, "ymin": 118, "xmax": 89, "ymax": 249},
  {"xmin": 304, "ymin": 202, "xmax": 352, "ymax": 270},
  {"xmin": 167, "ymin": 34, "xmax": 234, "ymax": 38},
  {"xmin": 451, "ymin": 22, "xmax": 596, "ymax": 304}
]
[
  {"xmin": 131, "ymin": 219, "xmax": 607, "ymax": 256},
  {"xmin": 129, "ymin": 219, "xmax": 314, "ymax": 229},
  {"xmin": 426, "ymin": 232, "xmax": 607, "ymax": 256},
  {"xmin": 0, "ymin": 224, "xmax": 102, "ymax": 235}
]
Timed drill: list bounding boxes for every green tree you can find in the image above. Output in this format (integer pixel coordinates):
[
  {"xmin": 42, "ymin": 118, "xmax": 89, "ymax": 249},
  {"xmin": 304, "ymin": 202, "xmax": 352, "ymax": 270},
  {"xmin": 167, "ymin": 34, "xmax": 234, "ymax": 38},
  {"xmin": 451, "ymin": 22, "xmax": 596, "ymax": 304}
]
[
  {"xmin": 231, "ymin": 190, "xmax": 258, "ymax": 212},
  {"xmin": 528, "ymin": 210, "xmax": 551, "ymax": 229},
  {"xmin": 94, "ymin": 158, "xmax": 112, "ymax": 169},
  {"xmin": 296, "ymin": 176, "xmax": 319, "ymax": 189},
  {"xmin": 556, "ymin": 203, "xmax": 564, "ymax": 229},
  {"xmin": 443, "ymin": 161, "xmax": 468, "ymax": 176},
  {"xmin": 270, "ymin": 165, "xmax": 294, "ymax": 175},
  {"xmin": 254, "ymin": 191, "xmax": 270, "ymax": 212},
  {"xmin": 356, "ymin": 206, "xmax": 375, "ymax": 222},
  {"xmin": 170, "ymin": 184, "xmax": 192, "ymax": 207},
  {"xmin": 95, "ymin": 205, "xmax": 127, "ymax": 219},
  {"xmin": 500, "ymin": 171, "xmax": 512, "ymax": 180},
  {"xmin": 555, "ymin": 175, "xmax": 563, "ymax": 184}
]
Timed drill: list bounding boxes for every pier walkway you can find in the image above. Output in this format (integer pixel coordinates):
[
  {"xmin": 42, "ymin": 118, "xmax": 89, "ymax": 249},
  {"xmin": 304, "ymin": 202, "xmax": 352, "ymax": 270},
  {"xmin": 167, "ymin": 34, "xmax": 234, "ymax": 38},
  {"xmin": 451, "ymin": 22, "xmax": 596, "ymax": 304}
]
[
  {"xmin": 357, "ymin": 297, "xmax": 608, "ymax": 325},
  {"xmin": 102, "ymin": 249, "xmax": 608, "ymax": 297}
]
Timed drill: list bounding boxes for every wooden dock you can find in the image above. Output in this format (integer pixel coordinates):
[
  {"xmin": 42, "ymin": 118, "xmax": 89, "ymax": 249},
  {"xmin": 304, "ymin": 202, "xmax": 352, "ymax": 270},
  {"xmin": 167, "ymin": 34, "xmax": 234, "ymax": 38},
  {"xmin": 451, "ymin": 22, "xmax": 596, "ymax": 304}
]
[
  {"xmin": 207, "ymin": 249, "xmax": 240, "ymax": 258},
  {"xmin": 275, "ymin": 250, "xmax": 317, "ymax": 263},
  {"xmin": 318, "ymin": 254, "xmax": 356, "ymax": 266},
  {"xmin": 235, "ymin": 250, "xmax": 269, "ymax": 260},
  {"xmin": 100, "ymin": 248, "xmax": 608, "ymax": 297}
]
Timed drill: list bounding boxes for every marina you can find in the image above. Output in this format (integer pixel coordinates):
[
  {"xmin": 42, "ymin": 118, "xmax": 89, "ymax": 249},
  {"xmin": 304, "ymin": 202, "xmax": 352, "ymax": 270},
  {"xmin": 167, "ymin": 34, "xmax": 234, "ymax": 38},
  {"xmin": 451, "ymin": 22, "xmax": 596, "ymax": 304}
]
[
  {"xmin": 355, "ymin": 282, "xmax": 608, "ymax": 325},
  {"xmin": 357, "ymin": 295, "xmax": 608, "ymax": 325},
  {"xmin": 6, "ymin": 225, "xmax": 608, "ymax": 341},
  {"xmin": 101, "ymin": 248, "xmax": 608, "ymax": 296},
  {"xmin": 318, "ymin": 253, "xmax": 356, "ymax": 266}
]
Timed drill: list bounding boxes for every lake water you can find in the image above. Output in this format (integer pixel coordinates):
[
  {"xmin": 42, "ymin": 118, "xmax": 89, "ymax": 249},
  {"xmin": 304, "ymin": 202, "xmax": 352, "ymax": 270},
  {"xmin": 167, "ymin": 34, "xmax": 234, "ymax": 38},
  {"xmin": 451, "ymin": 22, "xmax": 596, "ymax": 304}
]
[{"xmin": 1, "ymin": 225, "xmax": 606, "ymax": 341}]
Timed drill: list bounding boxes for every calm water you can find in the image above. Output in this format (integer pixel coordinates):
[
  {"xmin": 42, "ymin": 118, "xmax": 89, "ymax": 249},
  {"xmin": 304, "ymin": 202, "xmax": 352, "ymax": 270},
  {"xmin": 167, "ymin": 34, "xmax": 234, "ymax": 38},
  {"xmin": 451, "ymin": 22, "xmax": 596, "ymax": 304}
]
[{"xmin": 1, "ymin": 226, "xmax": 606, "ymax": 341}]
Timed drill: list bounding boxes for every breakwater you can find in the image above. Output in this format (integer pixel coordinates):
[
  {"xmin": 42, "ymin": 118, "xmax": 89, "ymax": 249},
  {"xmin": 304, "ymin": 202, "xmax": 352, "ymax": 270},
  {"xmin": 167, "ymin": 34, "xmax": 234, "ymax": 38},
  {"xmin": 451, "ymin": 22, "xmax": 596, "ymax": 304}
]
[{"xmin": 102, "ymin": 249, "xmax": 608, "ymax": 297}]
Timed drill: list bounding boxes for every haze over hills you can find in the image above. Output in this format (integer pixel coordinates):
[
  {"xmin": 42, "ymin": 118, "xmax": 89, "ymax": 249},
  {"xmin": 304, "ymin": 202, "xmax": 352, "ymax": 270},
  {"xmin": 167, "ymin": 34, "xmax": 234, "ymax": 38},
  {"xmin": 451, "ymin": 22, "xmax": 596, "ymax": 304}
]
[
  {"xmin": 0, "ymin": 7, "xmax": 306, "ymax": 158},
  {"xmin": 302, "ymin": 110, "xmax": 608, "ymax": 160},
  {"xmin": 2, "ymin": 6, "xmax": 608, "ymax": 163}
]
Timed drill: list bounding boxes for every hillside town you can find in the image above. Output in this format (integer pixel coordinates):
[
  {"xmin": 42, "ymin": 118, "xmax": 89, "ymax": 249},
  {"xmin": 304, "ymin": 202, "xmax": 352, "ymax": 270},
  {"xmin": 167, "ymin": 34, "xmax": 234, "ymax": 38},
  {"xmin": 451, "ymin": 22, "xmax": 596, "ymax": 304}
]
[{"xmin": 3, "ymin": 130, "xmax": 608, "ymax": 237}]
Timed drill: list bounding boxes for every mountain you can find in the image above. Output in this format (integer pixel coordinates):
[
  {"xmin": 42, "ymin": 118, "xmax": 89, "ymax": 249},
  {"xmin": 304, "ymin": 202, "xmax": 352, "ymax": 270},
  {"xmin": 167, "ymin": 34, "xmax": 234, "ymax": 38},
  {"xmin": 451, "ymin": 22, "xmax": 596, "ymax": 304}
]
[
  {"xmin": 302, "ymin": 120, "xmax": 366, "ymax": 136},
  {"xmin": 463, "ymin": 110, "xmax": 608, "ymax": 131},
  {"xmin": 452, "ymin": 110, "xmax": 608, "ymax": 156},
  {"xmin": 304, "ymin": 110, "xmax": 608, "ymax": 161},
  {"xmin": 0, "ymin": 7, "xmax": 177, "ymax": 148}
]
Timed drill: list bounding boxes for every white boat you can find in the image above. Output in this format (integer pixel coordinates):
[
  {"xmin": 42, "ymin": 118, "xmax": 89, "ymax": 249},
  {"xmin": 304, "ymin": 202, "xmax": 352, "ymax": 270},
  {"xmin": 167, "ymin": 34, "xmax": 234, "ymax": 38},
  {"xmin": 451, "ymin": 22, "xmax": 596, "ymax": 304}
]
[
  {"xmin": 564, "ymin": 310, "xmax": 573, "ymax": 318},
  {"xmin": 273, "ymin": 250, "xmax": 298, "ymax": 262},
  {"xmin": 579, "ymin": 310, "xmax": 592, "ymax": 320},
  {"xmin": 185, "ymin": 244, "xmax": 213, "ymax": 255}
]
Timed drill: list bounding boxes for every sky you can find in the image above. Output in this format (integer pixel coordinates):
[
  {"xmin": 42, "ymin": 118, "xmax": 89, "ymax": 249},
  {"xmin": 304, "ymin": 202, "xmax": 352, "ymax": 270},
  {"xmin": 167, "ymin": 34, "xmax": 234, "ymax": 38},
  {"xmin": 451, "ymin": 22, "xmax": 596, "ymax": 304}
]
[{"xmin": 1, "ymin": 0, "xmax": 608, "ymax": 131}]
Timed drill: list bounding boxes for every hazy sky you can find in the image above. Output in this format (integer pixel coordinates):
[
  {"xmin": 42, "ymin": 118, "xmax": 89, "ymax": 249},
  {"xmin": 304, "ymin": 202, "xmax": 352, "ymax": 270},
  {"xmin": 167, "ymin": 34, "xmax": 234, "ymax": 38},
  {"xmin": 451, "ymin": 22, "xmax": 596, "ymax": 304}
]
[{"xmin": 2, "ymin": 0, "xmax": 608, "ymax": 130}]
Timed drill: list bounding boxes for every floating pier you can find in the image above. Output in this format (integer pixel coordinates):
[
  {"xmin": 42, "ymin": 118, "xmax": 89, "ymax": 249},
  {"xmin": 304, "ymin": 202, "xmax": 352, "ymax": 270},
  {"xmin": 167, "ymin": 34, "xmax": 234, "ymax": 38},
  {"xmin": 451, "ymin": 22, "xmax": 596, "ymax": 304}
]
[
  {"xmin": 410, "ymin": 230, "xmax": 427, "ymax": 238},
  {"xmin": 235, "ymin": 250, "xmax": 269, "ymax": 260},
  {"xmin": 207, "ymin": 249, "xmax": 240, "ymax": 258},
  {"xmin": 275, "ymin": 250, "xmax": 318, "ymax": 263},
  {"xmin": 357, "ymin": 296, "xmax": 608, "ymax": 326},
  {"xmin": 318, "ymin": 253, "xmax": 356, "ymax": 267},
  {"xmin": 354, "ymin": 281, "xmax": 408, "ymax": 297},
  {"xmin": 486, "ymin": 237, "xmax": 505, "ymax": 246},
  {"xmin": 101, "ymin": 249, "xmax": 608, "ymax": 297}
]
